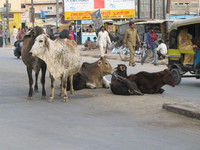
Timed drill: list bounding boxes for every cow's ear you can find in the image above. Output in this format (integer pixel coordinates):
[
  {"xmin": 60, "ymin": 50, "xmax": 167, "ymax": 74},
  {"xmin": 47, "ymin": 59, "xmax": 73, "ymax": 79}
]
[{"xmin": 98, "ymin": 60, "xmax": 102, "ymax": 66}]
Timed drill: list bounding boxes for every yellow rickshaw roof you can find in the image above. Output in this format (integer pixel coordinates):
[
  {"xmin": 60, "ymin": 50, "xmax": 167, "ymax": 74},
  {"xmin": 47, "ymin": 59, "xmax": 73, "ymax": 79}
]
[{"xmin": 169, "ymin": 16, "xmax": 200, "ymax": 32}]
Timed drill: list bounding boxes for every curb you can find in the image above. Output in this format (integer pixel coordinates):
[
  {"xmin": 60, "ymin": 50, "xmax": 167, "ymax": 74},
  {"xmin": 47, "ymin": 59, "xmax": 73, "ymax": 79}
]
[{"xmin": 162, "ymin": 103, "xmax": 200, "ymax": 120}]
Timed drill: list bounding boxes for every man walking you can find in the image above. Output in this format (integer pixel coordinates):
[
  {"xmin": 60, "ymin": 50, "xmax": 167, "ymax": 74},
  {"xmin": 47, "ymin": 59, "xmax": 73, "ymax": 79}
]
[
  {"xmin": 97, "ymin": 26, "xmax": 111, "ymax": 57},
  {"xmin": 123, "ymin": 22, "xmax": 141, "ymax": 67},
  {"xmin": 12, "ymin": 25, "xmax": 18, "ymax": 44},
  {"xmin": 141, "ymin": 27, "xmax": 158, "ymax": 65}
]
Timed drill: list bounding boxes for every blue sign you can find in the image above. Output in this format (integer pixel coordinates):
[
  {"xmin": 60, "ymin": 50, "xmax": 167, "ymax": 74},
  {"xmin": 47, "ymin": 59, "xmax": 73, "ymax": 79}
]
[
  {"xmin": 41, "ymin": 11, "xmax": 50, "ymax": 18},
  {"xmin": 82, "ymin": 20, "xmax": 93, "ymax": 24}
]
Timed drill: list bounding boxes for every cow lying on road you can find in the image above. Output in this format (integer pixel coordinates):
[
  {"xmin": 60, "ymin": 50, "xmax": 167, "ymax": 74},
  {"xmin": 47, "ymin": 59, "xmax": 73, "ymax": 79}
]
[
  {"xmin": 30, "ymin": 34, "xmax": 81, "ymax": 102},
  {"xmin": 110, "ymin": 64, "xmax": 142, "ymax": 95},
  {"xmin": 128, "ymin": 69, "xmax": 175, "ymax": 94},
  {"xmin": 67, "ymin": 57, "xmax": 113, "ymax": 90}
]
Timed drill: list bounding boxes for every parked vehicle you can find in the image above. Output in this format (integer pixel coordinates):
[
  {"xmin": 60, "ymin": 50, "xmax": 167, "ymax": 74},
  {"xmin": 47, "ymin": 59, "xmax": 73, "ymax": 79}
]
[
  {"xmin": 14, "ymin": 40, "xmax": 22, "ymax": 59},
  {"xmin": 167, "ymin": 16, "xmax": 200, "ymax": 85}
]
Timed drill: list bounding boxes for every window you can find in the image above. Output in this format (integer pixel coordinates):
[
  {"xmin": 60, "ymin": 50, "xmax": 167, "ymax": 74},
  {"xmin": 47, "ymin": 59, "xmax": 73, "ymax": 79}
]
[
  {"xmin": 47, "ymin": 7, "xmax": 52, "ymax": 10},
  {"xmin": 21, "ymin": 4, "xmax": 26, "ymax": 8}
]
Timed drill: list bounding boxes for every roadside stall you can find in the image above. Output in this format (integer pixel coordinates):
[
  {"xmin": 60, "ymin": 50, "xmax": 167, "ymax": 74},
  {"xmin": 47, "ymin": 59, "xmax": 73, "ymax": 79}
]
[{"xmin": 81, "ymin": 20, "xmax": 96, "ymax": 44}]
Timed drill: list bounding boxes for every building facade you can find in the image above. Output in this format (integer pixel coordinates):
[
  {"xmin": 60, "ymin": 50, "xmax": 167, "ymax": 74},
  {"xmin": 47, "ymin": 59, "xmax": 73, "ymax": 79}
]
[
  {"xmin": 169, "ymin": 0, "xmax": 200, "ymax": 19},
  {"xmin": 0, "ymin": 0, "xmax": 23, "ymax": 32},
  {"xmin": 0, "ymin": 0, "xmax": 62, "ymax": 32},
  {"xmin": 135, "ymin": 0, "xmax": 166, "ymax": 19}
]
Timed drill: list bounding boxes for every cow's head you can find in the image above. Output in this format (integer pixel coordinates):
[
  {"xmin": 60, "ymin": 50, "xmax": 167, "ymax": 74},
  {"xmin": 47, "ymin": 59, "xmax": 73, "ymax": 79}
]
[
  {"xmin": 115, "ymin": 64, "xmax": 127, "ymax": 77},
  {"xmin": 30, "ymin": 34, "xmax": 50, "ymax": 57},
  {"xmin": 98, "ymin": 57, "xmax": 113, "ymax": 76},
  {"xmin": 162, "ymin": 69, "xmax": 176, "ymax": 87}
]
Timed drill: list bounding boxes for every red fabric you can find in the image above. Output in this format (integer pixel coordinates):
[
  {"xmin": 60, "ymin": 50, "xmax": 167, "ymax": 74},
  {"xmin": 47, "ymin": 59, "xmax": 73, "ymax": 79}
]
[
  {"xmin": 69, "ymin": 31, "xmax": 74, "ymax": 40},
  {"xmin": 152, "ymin": 32, "xmax": 158, "ymax": 42},
  {"xmin": 94, "ymin": 0, "xmax": 105, "ymax": 9}
]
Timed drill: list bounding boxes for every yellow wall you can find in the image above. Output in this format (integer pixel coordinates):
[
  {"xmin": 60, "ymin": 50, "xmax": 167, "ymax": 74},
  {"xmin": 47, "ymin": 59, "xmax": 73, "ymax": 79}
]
[{"xmin": 0, "ymin": 12, "xmax": 22, "ymax": 33}]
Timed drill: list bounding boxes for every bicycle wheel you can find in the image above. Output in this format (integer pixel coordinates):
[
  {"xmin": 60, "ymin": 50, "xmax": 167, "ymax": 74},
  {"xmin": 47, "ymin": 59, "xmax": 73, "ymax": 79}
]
[{"xmin": 119, "ymin": 47, "xmax": 130, "ymax": 61}]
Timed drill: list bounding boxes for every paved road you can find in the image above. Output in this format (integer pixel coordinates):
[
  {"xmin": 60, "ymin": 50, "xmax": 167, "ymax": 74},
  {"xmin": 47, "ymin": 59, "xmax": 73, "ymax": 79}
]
[{"xmin": 0, "ymin": 47, "xmax": 200, "ymax": 150}]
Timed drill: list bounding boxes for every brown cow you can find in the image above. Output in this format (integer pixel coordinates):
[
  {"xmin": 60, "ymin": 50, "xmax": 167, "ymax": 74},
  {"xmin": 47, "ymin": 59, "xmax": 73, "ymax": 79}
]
[
  {"xmin": 67, "ymin": 57, "xmax": 113, "ymax": 90},
  {"xmin": 128, "ymin": 69, "xmax": 175, "ymax": 94},
  {"xmin": 110, "ymin": 64, "xmax": 142, "ymax": 95}
]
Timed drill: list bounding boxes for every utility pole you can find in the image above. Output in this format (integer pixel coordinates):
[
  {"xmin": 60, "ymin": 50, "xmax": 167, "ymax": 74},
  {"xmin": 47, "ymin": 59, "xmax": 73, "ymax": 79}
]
[
  {"xmin": 150, "ymin": 0, "xmax": 153, "ymax": 19},
  {"xmin": 137, "ymin": 0, "xmax": 140, "ymax": 19},
  {"xmin": 163, "ymin": 0, "xmax": 166, "ymax": 19},
  {"xmin": 6, "ymin": 0, "xmax": 9, "ymax": 41},
  {"xmin": 153, "ymin": 0, "xmax": 156, "ymax": 19},
  {"xmin": 56, "ymin": 0, "xmax": 59, "ymax": 27},
  {"xmin": 30, "ymin": 0, "xmax": 34, "ymax": 27}
]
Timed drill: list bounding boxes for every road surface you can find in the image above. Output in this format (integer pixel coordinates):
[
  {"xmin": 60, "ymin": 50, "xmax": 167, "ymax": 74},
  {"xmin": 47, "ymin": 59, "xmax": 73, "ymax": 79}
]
[{"xmin": 0, "ymin": 47, "xmax": 200, "ymax": 150}]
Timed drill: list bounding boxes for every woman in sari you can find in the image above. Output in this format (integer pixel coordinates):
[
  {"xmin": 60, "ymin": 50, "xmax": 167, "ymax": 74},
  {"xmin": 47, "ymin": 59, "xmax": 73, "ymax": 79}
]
[{"xmin": 178, "ymin": 28, "xmax": 197, "ymax": 65}]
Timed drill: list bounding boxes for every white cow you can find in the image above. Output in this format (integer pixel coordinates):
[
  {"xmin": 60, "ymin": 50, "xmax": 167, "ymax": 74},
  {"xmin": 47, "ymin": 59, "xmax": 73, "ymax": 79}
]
[{"xmin": 30, "ymin": 34, "xmax": 81, "ymax": 102}]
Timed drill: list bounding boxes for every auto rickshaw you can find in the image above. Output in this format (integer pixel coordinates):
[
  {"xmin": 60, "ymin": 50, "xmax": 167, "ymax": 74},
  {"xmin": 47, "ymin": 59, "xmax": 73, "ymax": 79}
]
[{"xmin": 168, "ymin": 17, "xmax": 200, "ymax": 85}]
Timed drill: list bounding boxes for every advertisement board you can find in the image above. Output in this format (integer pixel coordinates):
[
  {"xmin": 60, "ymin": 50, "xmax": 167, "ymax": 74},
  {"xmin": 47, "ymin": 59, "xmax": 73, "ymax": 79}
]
[
  {"xmin": 64, "ymin": 0, "xmax": 135, "ymax": 20},
  {"xmin": 91, "ymin": 9, "xmax": 103, "ymax": 30}
]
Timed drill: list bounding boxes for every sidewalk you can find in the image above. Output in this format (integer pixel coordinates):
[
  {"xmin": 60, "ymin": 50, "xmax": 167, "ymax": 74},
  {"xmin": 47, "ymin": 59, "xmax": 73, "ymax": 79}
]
[{"xmin": 163, "ymin": 103, "xmax": 200, "ymax": 120}]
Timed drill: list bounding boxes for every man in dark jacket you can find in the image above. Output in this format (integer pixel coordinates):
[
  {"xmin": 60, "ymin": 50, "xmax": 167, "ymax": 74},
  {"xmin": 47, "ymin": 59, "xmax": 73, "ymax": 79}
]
[{"xmin": 141, "ymin": 27, "xmax": 158, "ymax": 66}]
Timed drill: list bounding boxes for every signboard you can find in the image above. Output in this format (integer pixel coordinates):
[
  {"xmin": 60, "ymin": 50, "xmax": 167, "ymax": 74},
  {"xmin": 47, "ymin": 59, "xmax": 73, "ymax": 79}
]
[
  {"xmin": 64, "ymin": 0, "xmax": 136, "ymax": 20},
  {"xmin": 21, "ymin": 13, "xmax": 26, "ymax": 22},
  {"xmin": 91, "ymin": 9, "xmax": 103, "ymax": 30}
]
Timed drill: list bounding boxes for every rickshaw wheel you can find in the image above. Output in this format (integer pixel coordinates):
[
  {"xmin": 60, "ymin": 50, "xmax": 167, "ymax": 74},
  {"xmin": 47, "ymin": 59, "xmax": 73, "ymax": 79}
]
[{"xmin": 171, "ymin": 68, "xmax": 181, "ymax": 85}]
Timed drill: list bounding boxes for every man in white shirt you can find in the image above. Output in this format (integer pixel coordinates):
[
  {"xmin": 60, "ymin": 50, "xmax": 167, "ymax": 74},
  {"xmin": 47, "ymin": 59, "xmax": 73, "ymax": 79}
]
[
  {"xmin": 157, "ymin": 40, "xmax": 167, "ymax": 59},
  {"xmin": 97, "ymin": 26, "xmax": 111, "ymax": 57},
  {"xmin": 13, "ymin": 25, "xmax": 18, "ymax": 43}
]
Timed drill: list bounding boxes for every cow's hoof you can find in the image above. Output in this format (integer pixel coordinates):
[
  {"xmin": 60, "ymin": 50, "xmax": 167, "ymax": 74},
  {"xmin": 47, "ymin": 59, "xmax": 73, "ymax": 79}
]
[
  {"xmin": 70, "ymin": 91, "xmax": 76, "ymax": 95},
  {"xmin": 27, "ymin": 96, "xmax": 33, "ymax": 100},
  {"xmin": 42, "ymin": 96, "xmax": 46, "ymax": 100},
  {"xmin": 63, "ymin": 97, "xmax": 69, "ymax": 102},
  {"xmin": 70, "ymin": 90, "xmax": 74, "ymax": 94},
  {"xmin": 135, "ymin": 90, "xmax": 143, "ymax": 95},
  {"xmin": 48, "ymin": 97, "xmax": 54, "ymax": 102},
  {"xmin": 158, "ymin": 89, "xmax": 165, "ymax": 94}
]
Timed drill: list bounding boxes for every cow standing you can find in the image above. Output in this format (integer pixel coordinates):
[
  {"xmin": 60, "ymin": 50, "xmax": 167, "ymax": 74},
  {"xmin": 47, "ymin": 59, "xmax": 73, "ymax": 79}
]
[
  {"xmin": 110, "ymin": 64, "xmax": 142, "ymax": 95},
  {"xmin": 128, "ymin": 69, "xmax": 175, "ymax": 94},
  {"xmin": 30, "ymin": 34, "xmax": 81, "ymax": 102},
  {"xmin": 67, "ymin": 57, "xmax": 113, "ymax": 90},
  {"xmin": 21, "ymin": 26, "xmax": 47, "ymax": 100}
]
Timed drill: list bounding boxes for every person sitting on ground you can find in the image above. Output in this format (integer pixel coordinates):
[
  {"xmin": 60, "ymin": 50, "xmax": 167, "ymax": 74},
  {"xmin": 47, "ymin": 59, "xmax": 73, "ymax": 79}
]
[
  {"xmin": 84, "ymin": 37, "xmax": 91, "ymax": 48},
  {"xmin": 178, "ymin": 28, "xmax": 197, "ymax": 65},
  {"xmin": 88, "ymin": 37, "xmax": 98, "ymax": 49},
  {"xmin": 93, "ymin": 37, "xmax": 97, "ymax": 42},
  {"xmin": 156, "ymin": 40, "xmax": 167, "ymax": 60}
]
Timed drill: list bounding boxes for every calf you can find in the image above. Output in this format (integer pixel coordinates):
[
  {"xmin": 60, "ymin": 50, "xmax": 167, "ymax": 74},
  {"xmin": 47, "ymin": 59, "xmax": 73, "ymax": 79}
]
[
  {"xmin": 128, "ymin": 69, "xmax": 175, "ymax": 94},
  {"xmin": 110, "ymin": 64, "xmax": 142, "ymax": 95},
  {"xmin": 67, "ymin": 57, "xmax": 113, "ymax": 90}
]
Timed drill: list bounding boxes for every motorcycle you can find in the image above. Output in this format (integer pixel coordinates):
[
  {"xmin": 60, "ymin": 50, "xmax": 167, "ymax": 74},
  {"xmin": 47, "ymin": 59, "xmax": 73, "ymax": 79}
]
[{"xmin": 14, "ymin": 40, "xmax": 22, "ymax": 59}]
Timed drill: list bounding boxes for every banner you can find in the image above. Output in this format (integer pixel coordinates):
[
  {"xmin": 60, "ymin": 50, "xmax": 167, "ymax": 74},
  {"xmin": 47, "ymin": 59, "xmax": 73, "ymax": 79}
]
[
  {"xmin": 91, "ymin": 9, "xmax": 103, "ymax": 30},
  {"xmin": 64, "ymin": 0, "xmax": 136, "ymax": 20}
]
